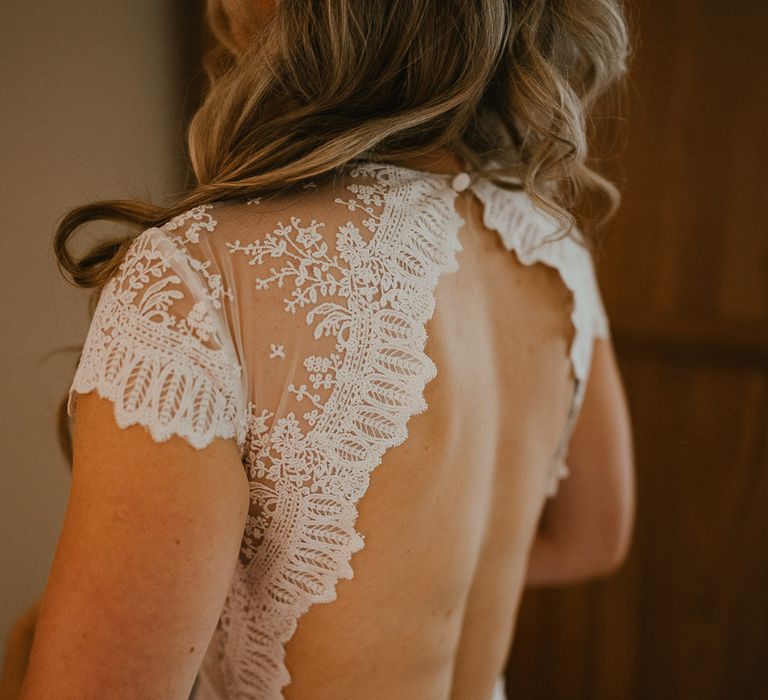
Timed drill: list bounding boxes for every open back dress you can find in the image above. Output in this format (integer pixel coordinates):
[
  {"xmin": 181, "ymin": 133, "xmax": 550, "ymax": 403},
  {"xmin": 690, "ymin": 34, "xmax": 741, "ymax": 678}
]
[{"xmin": 67, "ymin": 160, "xmax": 610, "ymax": 700}]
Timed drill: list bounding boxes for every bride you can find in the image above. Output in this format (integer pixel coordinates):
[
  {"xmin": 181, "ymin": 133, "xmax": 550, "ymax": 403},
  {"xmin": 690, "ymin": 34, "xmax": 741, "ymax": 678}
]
[{"xmin": 17, "ymin": 1, "xmax": 635, "ymax": 698}]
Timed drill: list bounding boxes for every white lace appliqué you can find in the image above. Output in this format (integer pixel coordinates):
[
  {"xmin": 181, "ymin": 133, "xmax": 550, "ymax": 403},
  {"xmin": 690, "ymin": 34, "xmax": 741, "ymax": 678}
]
[
  {"xmin": 67, "ymin": 211, "xmax": 247, "ymax": 450},
  {"xmin": 199, "ymin": 164, "xmax": 465, "ymax": 699}
]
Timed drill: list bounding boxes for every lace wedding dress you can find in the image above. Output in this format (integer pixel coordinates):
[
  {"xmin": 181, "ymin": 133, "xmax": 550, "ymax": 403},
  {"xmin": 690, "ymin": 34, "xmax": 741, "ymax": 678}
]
[{"xmin": 68, "ymin": 160, "xmax": 609, "ymax": 700}]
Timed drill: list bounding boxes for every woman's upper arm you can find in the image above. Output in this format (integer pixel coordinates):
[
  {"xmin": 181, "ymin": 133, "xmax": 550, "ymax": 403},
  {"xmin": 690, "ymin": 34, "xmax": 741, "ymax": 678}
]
[
  {"xmin": 537, "ymin": 334, "xmax": 636, "ymax": 577},
  {"xmin": 21, "ymin": 391, "xmax": 249, "ymax": 700},
  {"xmin": 21, "ymin": 224, "xmax": 250, "ymax": 698}
]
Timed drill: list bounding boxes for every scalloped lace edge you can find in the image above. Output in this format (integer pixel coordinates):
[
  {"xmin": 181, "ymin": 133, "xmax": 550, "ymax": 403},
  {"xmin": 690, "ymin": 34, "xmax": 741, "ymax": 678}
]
[{"xmin": 67, "ymin": 229, "xmax": 248, "ymax": 451}]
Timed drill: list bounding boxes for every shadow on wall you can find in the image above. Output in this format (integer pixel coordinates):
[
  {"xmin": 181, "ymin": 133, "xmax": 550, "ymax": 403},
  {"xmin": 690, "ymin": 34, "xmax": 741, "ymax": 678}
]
[{"xmin": 0, "ymin": 0, "xmax": 206, "ymax": 698}]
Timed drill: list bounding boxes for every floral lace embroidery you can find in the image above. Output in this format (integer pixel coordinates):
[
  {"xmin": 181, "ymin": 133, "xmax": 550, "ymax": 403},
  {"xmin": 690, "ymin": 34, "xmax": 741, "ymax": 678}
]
[
  {"xmin": 161, "ymin": 205, "xmax": 234, "ymax": 313},
  {"xmin": 67, "ymin": 218, "xmax": 247, "ymax": 450},
  {"xmin": 199, "ymin": 163, "xmax": 465, "ymax": 699}
]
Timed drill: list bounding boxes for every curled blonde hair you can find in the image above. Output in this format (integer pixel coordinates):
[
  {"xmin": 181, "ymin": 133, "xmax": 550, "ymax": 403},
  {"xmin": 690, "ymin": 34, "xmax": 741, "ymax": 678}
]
[{"xmin": 55, "ymin": 0, "xmax": 630, "ymax": 288}]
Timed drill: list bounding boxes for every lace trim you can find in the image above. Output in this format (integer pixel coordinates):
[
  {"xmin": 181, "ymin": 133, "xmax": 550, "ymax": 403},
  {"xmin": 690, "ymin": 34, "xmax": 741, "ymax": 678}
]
[
  {"xmin": 67, "ymin": 225, "xmax": 247, "ymax": 450},
  {"xmin": 203, "ymin": 163, "xmax": 465, "ymax": 699},
  {"xmin": 468, "ymin": 178, "xmax": 609, "ymax": 496}
]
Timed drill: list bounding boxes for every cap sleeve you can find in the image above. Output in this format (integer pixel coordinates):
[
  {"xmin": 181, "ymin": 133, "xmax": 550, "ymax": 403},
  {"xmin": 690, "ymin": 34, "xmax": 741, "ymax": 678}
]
[{"xmin": 67, "ymin": 226, "xmax": 247, "ymax": 450}]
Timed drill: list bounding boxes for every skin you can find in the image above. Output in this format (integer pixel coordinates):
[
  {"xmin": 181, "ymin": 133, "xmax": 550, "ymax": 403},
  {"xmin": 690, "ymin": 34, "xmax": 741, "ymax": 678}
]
[
  {"xmin": 18, "ymin": 393, "xmax": 250, "ymax": 700},
  {"xmin": 525, "ymin": 336, "xmax": 636, "ymax": 585},
  {"xmin": 220, "ymin": 0, "xmax": 273, "ymax": 51}
]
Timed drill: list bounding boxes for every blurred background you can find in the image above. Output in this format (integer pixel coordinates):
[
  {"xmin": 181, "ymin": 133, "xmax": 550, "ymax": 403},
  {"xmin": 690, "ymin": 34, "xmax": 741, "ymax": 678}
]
[{"xmin": 1, "ymin": 1, "xmax": 766, "ymax": 698}]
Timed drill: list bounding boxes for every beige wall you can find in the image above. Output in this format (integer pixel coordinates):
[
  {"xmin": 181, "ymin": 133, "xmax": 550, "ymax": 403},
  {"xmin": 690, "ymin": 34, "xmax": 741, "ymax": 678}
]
[{"xmin": 0, "ymin": 1, "xmax": 193, "ymax": 643}]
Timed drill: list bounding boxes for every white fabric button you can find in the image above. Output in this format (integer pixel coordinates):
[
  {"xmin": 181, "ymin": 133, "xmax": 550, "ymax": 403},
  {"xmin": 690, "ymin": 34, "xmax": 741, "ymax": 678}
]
[{"xmin": 451, "ymin": 172, "xmax": 471, "ymax": 192}]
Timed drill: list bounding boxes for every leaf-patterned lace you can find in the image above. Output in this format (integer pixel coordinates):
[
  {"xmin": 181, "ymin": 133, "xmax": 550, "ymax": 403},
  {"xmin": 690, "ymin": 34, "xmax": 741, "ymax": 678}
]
[{"xmin": 67, "ymin": 218, "xmax": 247, "ymax": 450}]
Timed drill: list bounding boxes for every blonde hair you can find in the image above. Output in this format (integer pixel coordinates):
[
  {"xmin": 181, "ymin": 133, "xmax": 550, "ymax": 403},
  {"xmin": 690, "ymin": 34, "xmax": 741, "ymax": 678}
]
[
  {"xmin": 55, "ymin": 0, "xmax": 630, "ymax": 285},
  {"xmin": 54, "ymin": 0, "xmax": 631, "ymax": 457}
]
